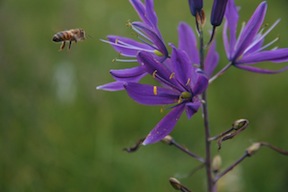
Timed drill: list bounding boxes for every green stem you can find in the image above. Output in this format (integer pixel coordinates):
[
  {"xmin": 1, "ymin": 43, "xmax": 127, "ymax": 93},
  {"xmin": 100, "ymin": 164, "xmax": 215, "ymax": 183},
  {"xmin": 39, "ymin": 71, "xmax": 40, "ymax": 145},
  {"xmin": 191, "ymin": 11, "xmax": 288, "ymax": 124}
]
[{"xmin": 199, "ymin": 27, "xmax": 214, "ymax": 192}]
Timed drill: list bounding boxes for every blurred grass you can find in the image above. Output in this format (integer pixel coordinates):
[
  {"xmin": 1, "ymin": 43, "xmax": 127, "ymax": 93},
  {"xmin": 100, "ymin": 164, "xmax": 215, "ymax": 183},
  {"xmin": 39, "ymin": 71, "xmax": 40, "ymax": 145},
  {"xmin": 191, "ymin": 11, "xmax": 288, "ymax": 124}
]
[{"xmin": 0, "ymin": 0, "xmax": 288, "ymax": 191}]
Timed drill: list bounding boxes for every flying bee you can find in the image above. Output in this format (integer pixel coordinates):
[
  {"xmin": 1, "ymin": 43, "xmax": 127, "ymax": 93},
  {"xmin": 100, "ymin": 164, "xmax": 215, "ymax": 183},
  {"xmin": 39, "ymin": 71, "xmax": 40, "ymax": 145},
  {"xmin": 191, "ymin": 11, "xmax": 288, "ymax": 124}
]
[{"xmin": 52, "ymin": 28, "xmax": 86, "ymax": 51}]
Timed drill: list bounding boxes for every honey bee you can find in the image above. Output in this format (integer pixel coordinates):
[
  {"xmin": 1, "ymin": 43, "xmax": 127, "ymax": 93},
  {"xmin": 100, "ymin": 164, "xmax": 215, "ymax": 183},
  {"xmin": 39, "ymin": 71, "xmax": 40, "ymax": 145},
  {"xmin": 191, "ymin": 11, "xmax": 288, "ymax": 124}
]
[{"xmin": 52, "ymin": 28, "xmax": 86, "ymax": 50}]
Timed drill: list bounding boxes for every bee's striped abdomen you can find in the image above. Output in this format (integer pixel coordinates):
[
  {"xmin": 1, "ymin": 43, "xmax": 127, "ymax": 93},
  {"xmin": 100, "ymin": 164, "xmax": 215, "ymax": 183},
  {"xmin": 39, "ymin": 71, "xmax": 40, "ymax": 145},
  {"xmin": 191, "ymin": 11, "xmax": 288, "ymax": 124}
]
[{"xmin": 52, "ymin": 31, "xmax": 71, "ymax": 42}]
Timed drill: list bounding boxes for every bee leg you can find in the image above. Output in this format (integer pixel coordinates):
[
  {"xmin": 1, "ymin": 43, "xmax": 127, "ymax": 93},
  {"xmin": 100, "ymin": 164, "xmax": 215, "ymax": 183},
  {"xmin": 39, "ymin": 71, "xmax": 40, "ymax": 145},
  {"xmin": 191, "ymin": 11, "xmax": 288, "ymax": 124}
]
[
  {"xmin": 68, "ymin": 41, "xmax": 72, "ymax": 49},
  {"xmin": 59, "ymin": 41, "xmax": 66, "ymax": 51}
]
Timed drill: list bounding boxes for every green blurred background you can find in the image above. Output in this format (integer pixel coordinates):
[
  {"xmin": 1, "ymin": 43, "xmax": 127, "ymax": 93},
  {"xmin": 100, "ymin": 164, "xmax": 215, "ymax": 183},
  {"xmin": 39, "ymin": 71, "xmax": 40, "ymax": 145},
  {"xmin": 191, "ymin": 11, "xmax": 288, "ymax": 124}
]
[{"xmin": 1, "ymin": 0, "xmax": 288, "ymax": 191}]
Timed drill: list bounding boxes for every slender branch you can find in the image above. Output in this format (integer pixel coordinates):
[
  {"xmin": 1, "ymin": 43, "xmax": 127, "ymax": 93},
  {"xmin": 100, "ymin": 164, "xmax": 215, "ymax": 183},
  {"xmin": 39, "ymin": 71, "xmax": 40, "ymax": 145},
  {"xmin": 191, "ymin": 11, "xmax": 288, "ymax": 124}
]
[
  {"xmin": 163, "ymin": 136, "xmax": 205, "ymax": 163},
  {"xmin": 214, "ymin": 152, "xmax": 248, "ymax": 182},
  {"xmin": 209, "ymin": 62, "xmax": 232, "ymax": 83},
  {"xmin": 260, "ymin": 142, "xmax": 288, "ymax": 156}
]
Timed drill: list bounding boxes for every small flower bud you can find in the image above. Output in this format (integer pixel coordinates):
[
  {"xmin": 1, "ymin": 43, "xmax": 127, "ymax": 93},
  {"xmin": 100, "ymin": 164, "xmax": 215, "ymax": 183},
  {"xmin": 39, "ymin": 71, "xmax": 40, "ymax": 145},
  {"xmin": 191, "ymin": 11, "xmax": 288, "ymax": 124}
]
[
  {"xmin": 162, "ymin": 135, "xmax": 173, "ymax": 145},
  {"xmin": 210, "ymin": 0, "xmax": 228, "ymax": 27},
  {"xmin": 169, "ymin": 177, "xmax": 191, "ymax": 192},
  {"xmin": 232, "ymin": 119, "xmax": 249, "ymax": 130},
  {"xmin": 188, "ymin": 0, "xmax": 203, "ymax": 17},
  {"xmin": 169, "ymin": 177, "xmax": 182, "ymax": 190},
  {"xmin": 212, "ymin": 155, "xmax": 222, "ymax": 173},
  {"xmin": 246, "ymin": 142, "xmax": 261, "ymax": 156}
]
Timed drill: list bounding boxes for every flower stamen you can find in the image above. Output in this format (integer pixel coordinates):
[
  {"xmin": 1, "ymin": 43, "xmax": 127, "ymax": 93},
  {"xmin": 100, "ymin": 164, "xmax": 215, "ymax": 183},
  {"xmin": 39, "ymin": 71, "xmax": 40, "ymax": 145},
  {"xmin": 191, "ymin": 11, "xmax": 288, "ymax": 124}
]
[
  {"xmin": 153, "ymin": 86, "xmax": 158, "ymax": 95},
  {"xmin": 169, "ymin": 72, "xmax": 175, "ymax": 79}
]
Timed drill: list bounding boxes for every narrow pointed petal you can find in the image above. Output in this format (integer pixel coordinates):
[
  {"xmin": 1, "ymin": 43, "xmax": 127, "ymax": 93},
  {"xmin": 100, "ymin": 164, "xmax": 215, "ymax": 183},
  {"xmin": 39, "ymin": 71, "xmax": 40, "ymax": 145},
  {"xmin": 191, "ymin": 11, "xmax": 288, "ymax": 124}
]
[
  {"xmin": 124, "ymin": 82, "xmax": 179, "ymax": 105},
  {"xmin": 185, "ymin": 102, "xmax": 201, "ymax": 118},
  {"xmin": 233, "ymin": 2, "xmax": 267, "ymax": 60},
  {"xmin": 204, "ymin": 41, "xmax": 219, "ymax": 77},
  {"xmin": 237, "ymin": 49, "xmax": 288, "ymax": 64},
  {"xmin": 143, "ymin": 104, "xmax": 185, "ymax": 145},
  {"xmin": 110, "ymin": 66, "xmax": 146, "ymax": 82},
  {"xmin": 145, "ymin": 0, "xmax": 158, "ymax": 31},
  {"xmin": 96, "ymin": 81, "xmax": 125, "ymax": 91},
  {"xmin": 235, "ymin": 65, "xmax": 288, "ymax": 74},
  {"xmin": 106, "ymin": 35, "xmax": 152, "ymax": 57},
  {"xmin": 130, "ymin": 0, "xmax": 158, "ymax": 33},
  {"xmin": 178, "ymin": 22, "xmax": 199, "ymax": 64},
  {"xmin": 171, "ymin": 46, "xmax": 194, "ymax": 87},
  {"xmin": 132, "ymin": 22, "xmax": 168, "ymax": 58},
  {"xmin": 223, "ymin": 0, "xmax": 239, "ymax": 58},
  {"xmin": 191, "ymin": 70, "xmax": 208, "ymax": 95},
  {"xmin": 130, "ymin": 0, "xmax": 146, "ymax": 23}
]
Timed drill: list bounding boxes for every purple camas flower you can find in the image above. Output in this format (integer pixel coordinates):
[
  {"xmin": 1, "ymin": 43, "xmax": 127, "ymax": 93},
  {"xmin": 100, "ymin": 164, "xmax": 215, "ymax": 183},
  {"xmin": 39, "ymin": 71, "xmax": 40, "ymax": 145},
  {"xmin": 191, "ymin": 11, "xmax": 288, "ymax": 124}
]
[
  {"xmin": 223, "ymin": 0, "xmax": 288, "ymax": 73},
  {"xmin": 124, "ymin": 47, "xmax": 208, "ymax": 145},
  {"xmin": 103, "ymin": 0, "xmax": 168, "ymax": 62},
  {"xmin": 97, "ymin": 0, "xmax": 168, "ymax": 91}
]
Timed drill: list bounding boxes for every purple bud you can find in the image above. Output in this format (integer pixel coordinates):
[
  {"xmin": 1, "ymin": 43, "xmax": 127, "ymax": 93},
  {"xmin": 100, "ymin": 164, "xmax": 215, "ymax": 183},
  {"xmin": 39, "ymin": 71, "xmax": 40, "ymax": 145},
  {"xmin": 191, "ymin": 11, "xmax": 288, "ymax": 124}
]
[
  {"xmin": 188, "ymin": 0, "xmax": 203, "ymax": 16},
  {"xmin": 210, "ymin": 0, "xmax": 228, "ymax": 26}
]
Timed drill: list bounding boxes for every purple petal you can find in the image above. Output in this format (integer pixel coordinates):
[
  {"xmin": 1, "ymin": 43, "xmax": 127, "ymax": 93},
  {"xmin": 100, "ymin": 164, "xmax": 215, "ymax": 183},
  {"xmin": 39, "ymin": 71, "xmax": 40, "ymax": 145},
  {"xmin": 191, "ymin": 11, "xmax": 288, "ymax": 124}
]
[
  {"xmin": 223, "ymin": 0, "xmax": 239, "ymax": 58},
  {"xmin": 185, "ymin": 102, "xmax": 201, "ymax": 119},
  {"xmin": 96, "ymin": 81, "xmax": 125, "ymax": 91},
  {"xmin": 106, "ymin": 35, "xmax": 152, "ymax": 57},
  {"xmin": 191, "ymin": 70, "xmax": 208, "ymax": 95},
  {"xmin": 130, "ymin": 0, "xmax": 145, "ymax": 23},
  {"xmin": 145, "ymin": 0, "xmax": 159, "ymax": 31},
  {"xmin": 235, "ymin": 65, "xmax": 288, "ymax": 74},
  {"xmin": 237, "ymin": 49, "xmax": 288, "ymax": 64},
  {"xmin": 124, "ymin": 82, "xmax": 179, "ymax": 105},
  {"xmin": 130, "ymin": 0, "xmax": 159, "ymax": 34},
  {"xmin": 132, "ymin": 22, "xmax": 168, "ymax": 58},
  {"xmin": 142, "ymin": 104, "xmax": 185, "ymax": 145},
  {"xmin": 204, "ymin": 41, "xmax": 219, "ymax": 77},
  {"xmin": 110, "ymin": 66, "xmax": 146, "ymax": 82},
  {"xmin": 137, "ymin": 52, "xmax": 181, "ymax": 90},
  {"xmin": 178, "ymin": 22, "xmax": 199, "ymax": 64},
  {"xmin": 171, "ymin": 46, "xmax": 194, "ymax": 88},
  {"xmin": 233, "ymin": 2, "xmax": 267, "ymax": 60}
]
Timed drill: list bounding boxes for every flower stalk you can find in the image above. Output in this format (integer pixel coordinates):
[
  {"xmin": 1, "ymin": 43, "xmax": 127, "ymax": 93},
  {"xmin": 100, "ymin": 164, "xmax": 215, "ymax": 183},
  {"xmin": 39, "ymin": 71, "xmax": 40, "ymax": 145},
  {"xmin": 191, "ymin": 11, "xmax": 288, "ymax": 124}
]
[{"xmin": 199, "ymin": 24, "xmax": 214, "ymax": 192}]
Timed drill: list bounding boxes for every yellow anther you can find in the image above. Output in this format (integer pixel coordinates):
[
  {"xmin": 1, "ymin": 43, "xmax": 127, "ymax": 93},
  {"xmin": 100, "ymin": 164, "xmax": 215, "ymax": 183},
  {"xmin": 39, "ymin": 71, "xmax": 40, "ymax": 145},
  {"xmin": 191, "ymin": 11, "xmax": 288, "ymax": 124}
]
[
  {"xmin": 152, "ymin": 70, "xmax": 157, "ymax": 78},
  {"xmin": 186, "ymin": 78, "xmax": 191, "ymax": 86},
  {"xmin": 115, "ymin": 38, "xmax": 119, "ymax": 44},
  {"xmin": 169, "ymin": 72, "xmax": 175, "ymax": 79},
  {"xmin": 153, "ymin": 86, "xmax": 158, "ymax": 95}
]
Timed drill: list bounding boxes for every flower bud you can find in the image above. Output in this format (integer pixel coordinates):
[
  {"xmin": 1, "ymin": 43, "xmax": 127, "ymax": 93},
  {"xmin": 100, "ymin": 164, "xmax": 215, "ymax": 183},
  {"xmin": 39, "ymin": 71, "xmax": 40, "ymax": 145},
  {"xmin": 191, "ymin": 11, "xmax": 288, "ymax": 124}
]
[
  {"xmin": 162, "ymin": 135, "xmax": 173, "ymax": 145},
  {"xmin": 246, "ymin": 142, "xmax": 261, "ymax": 156},
  {"xmin": 169, "ymin": 177, "xmax": 191, "ymax": 192},
  {"xmin": 232, "ymin": 119, "xmax": 249, "ymax": 130},
  {"xmin": 188, "ymin": 0, "xmax": 203, "ymax": 16},
  {"xmin": 210, "ymin": 0, "xmax": 228, "ymax": 27},
  {"xmin": 169, "ymin": 177, "xmax": 182, "ymax": 190},
  {"xmin": 212, "ymin": 155, "xmax": 222, "ymax": 173}
]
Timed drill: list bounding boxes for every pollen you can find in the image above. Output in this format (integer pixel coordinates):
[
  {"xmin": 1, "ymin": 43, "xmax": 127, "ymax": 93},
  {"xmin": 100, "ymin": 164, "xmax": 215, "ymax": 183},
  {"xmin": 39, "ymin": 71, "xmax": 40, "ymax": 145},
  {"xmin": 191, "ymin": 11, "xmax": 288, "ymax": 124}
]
[{"xmin": 153, "ymin": 86, "xmax": 158, "ymax": 95}]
